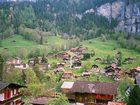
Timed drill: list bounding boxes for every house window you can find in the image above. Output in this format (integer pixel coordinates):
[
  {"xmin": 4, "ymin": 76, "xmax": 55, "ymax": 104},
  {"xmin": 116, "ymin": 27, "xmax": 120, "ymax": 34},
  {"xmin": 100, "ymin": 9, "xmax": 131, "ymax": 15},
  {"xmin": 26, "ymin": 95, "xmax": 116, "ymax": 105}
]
[
  {"xmin": 12, "ymin": 89, "xmax": 16, "ymax": 96},
  {"xmin": 0, "ymin": 93, "xmax": 4, "ymax": 101}
]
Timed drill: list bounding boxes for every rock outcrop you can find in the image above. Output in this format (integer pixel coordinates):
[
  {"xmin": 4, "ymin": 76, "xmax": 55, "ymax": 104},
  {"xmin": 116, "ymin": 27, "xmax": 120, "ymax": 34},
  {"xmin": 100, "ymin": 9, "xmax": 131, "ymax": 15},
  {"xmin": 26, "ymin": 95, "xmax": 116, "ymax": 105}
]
[{"xmin": 96, "ymin": 0, "xmax": 140, "ymax": 34}]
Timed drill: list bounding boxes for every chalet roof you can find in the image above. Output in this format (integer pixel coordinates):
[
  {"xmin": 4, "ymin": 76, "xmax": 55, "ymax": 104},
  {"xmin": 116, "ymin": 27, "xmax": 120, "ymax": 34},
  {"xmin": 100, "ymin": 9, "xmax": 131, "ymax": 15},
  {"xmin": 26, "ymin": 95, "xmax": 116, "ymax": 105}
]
[
  {"xmin": 61, "ymin": 82, "xmax": 74, "ymax": 89},
  {"xmin": 6, "ymin": 59, "xmax": 22, "ymax": 65},
  {"xmin": 0, "ymin": 81, "xmax": 9, "ymax": 90},
  {"xmin": 31, "ymin": 97, "xmax": 51, "ymax": 105},
  {"xmin": 92, "ymin": 64, "xmax": 99, "ymax": 68},
  {"xmin": 108, "ymin": 102, "xmax": 126, "ymax": 105},
  {"xmin": 135, "ymin": 76, "xmax": 140, "ymax": 86},
  {"xmin": 71, "ymin": 81, "xmax": 118, "ymax": 95},
  {"xmin": 67, "ymin": 51, "xmax": 75, "ymax": 57},
  {"xmin": 62, "ymin": 73, "xmax": 73, "ymax": 79},
  {"xmin": 0, "ymin": 81, "xmax": 26, "ymax": 91}
]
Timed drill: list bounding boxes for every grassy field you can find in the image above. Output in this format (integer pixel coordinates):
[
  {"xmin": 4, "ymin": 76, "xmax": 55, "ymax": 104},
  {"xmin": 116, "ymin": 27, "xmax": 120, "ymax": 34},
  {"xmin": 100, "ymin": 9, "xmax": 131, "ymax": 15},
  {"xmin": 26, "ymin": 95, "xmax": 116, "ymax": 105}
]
[
  {"xmin": 0, "ymin": 35, "xmax": 67, "ymax": 56},
  {"xmin": 0, "ymin": 35, "xmax": 140, "ymax": 70},
  {"xmin": 0, "ymin": 35, "xmax": 39, "ymax": 54},
  {"xmin": 82, "ymin": 38, "xmax": 140, "ymax": 70}
]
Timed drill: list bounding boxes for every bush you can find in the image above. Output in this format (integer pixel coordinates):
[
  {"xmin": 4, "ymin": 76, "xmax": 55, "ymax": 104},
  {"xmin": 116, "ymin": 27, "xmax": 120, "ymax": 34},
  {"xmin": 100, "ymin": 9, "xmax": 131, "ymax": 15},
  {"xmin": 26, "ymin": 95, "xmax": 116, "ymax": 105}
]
[{"xmin": 48, "ymin": 95, "xmax": 69, "ymax": 105}]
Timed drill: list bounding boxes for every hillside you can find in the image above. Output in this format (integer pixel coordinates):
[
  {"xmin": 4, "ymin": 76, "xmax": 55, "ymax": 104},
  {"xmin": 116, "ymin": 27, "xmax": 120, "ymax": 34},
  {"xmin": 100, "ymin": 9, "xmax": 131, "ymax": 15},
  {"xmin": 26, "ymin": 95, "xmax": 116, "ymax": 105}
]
[
  {"xmin": 1, "ymin": 0, "xmax": 140, "ymax": 40},
  {"xmin": 82, "ymin": 38, "xmax": 140, "ymax": 69},
  {"xmin": 0, "ymin": 35, "xmax": 139, "ymax": 69}
]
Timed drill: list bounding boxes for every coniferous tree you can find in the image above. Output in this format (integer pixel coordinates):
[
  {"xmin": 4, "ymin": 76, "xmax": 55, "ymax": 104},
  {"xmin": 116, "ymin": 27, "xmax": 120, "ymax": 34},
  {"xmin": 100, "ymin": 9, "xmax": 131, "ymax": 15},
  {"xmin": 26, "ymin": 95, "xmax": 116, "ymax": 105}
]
[
  {"xmin": 128, "ymin": 85, "xmax": 140, "ymax": 105},
  {"xmin": 116, "ymin": 51, "xmax": 122, "ymax": 66},
  {"xmin": 0, "ymin": 55, "xmax": 4, "ymax": 81}
]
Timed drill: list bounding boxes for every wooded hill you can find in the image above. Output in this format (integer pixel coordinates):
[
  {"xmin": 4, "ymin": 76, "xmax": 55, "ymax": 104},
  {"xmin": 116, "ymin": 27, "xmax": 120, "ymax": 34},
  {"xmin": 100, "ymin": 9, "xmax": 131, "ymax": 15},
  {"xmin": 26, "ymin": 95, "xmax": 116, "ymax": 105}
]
[{"xmin": 0, "ymin": 0, "xmax": 140, "ymax": 53}]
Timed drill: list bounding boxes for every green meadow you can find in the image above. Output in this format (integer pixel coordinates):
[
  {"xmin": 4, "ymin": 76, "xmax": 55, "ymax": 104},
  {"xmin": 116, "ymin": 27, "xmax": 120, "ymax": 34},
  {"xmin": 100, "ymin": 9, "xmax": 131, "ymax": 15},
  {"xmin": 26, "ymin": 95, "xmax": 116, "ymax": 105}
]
[{"xmin": 0, "ymin": 35, "xmax": 140, "ymax": 70}]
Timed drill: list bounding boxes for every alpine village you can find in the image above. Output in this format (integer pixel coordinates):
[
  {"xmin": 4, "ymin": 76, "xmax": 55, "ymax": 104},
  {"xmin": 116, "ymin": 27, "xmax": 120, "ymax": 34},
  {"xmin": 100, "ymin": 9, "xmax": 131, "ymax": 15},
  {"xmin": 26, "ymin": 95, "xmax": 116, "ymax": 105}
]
[{"xmin": 0, "ymin": 0, "xmax": 140, "ymax": 105}]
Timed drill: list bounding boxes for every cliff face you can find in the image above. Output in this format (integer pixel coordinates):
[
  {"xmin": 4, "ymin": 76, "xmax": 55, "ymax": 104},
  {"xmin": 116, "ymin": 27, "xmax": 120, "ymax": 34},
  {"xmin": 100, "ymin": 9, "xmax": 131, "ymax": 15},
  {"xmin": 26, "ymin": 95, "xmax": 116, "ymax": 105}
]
[
  {"xmin": 96, "ymin": 0, "xmax": 140, "ymax": 34},
  {"xmin": 118, "ymin": 2, "xmax": 140, "ymax": 33}
]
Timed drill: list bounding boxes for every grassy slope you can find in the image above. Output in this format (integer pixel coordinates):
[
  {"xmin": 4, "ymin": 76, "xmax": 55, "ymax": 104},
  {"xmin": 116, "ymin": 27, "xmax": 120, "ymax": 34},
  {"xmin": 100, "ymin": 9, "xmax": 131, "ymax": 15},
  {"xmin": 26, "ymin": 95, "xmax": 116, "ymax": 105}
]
[
  {"xmin": 0, "ymin": 35, "xmax": 139, "ymax": 70},
  {"xmin": 0, "ymin": 35, "xmax": 52, "ymax": 56},
  {"xmin": 0, "ymin": 35, "xmax": 66, "ymax": 55},
  {"xmin": 82, "ymin": 38, "xmax": 140, "ymax": 70}
]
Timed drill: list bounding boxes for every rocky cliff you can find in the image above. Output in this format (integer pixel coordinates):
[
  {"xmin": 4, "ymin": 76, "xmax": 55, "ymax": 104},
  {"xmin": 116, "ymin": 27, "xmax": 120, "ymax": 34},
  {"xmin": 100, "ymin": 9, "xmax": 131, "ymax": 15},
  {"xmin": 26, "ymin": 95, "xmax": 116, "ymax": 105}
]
[{"xmin": 96, "ymin": 0, "xmax": 140, "ymax": 34}]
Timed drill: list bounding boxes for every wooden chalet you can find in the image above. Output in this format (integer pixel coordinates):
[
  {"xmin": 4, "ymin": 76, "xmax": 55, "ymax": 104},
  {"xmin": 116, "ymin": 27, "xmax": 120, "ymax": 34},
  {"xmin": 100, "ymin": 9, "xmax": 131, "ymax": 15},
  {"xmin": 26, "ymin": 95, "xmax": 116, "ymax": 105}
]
[
  {"xmin": 62, "ymin": 53, "xmax": 71, "ymax": 61},
  {"xmin": 6, "ymin": 58, "xmax": 22, "ymax": 66},
  {"xmin": 54, "ymin": 63, "xmax": 65, "ymax": 74},
  {"xmin": 82, "ymin": 71, "xmax": 91, "ymax": 77},
  {"xmin": 28, "ymin": 58, "xmax": 35, "ymax": 66},
  {"xmin": 91, "ymin": 64, "xmax": 100, "ymax": 74},
  {"xmin": 70, "ymin": 47, "xmax": 85, "ymax": 54},
  {"xmin": 104, "ymin": 65, "xmax": 123, "ymax": 81},
  {"xmin": 104, "ymin": 66, "xmax": 115, "ymax": 77},
  {"xmin": 54, "ymin": 68, "xmax": 64, "ymax": 74},
  {"xmin": 0, "ymin": 81, "xmax": 26, "ymax": 105},
  {"xmin": 57, "ymin": 63, "xmax": 65, "ymax": 68},
  {"xmin": 61, "ymin": 71, "xmax": 73, "ymax": 80},
  {"xmin": 6, "ymin": 58, "xmax": 28, "ymax": 70},
  {"xmin": 92, "ymin": 64, "xmax": 99, "ymax": 69},
  {"xmin": 70, "ymin": 81, "xmax": 118, "ymax": 105},
  {"xmin": 95, "ymin": 58, "xmax": 102, "ymax": 62},
  {"xmin": 72, "ymin": 60, "xmax": 82, "ymax": 69},
  {"xmin": 126, "ymin": 67, "xmax": 140, "ymax": 78},
  {"xmin": 72, "ymin": 56, "xmax": 81, "ymax": 61},
  {"xmin": 54, "ymin": 53, "xmax": 63, "ymax": 58}
]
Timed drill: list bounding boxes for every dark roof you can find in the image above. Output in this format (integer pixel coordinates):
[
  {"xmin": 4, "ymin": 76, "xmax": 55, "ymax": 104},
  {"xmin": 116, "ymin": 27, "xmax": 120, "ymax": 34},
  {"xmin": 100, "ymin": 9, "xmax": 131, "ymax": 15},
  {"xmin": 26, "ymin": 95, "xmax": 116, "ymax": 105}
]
[
  {"xmin": 0, "ymin": 81, "xmax": 9, "ymax": 90},
  {"xmin": 0, "ymin": 81, "xmax": 26, "ymax": 91},
  {"xmin": 135, "ymin": 76, "xmax": 140, "ymax": 86},
  {"xmin": 71, "ymin": 81, "xmax": 118, "ymax": 95}
]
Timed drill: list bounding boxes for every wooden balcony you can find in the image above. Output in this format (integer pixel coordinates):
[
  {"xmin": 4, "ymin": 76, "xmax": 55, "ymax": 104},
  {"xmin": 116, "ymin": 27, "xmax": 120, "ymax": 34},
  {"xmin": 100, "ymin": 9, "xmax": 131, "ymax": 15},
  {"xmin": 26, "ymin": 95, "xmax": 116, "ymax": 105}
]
[{"xmin": 0, "ymin": 94, "xmax": 23, "ymax": 104}]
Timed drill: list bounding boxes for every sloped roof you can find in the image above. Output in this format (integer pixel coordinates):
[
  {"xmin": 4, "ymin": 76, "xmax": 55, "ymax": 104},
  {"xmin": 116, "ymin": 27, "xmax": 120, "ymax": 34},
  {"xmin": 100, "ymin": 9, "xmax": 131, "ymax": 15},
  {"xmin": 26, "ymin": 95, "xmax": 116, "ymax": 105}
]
[
  {"xmin": 31, "ymin": 97, "xmax": 51, "ymax": 105},
  {"xmin": 61, "ymin": 82, "xmax": 74, "ymax": 89},
  {"xmin": 0, "ymin": 81, "xmax": 26, "ymax": 91},
  {"xmin": 71, "ymin": 81, "xmax": 118, "ymax": 95},
  {"xmin": 0, "ymin": 81, "xmax": 9, "ymax": 90}
]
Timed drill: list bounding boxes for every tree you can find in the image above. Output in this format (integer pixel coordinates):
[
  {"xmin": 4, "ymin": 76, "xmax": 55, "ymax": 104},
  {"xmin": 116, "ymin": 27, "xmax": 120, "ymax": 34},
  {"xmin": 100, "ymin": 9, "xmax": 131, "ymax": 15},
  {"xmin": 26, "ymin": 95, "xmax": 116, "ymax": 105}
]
[
  {"xmin": 82, "ymin": 53, "xmax": 91, "ymax": 60},
  {"xmin": 116, "ymin": 51, "xmax": 122, "ymax": 66},
  {"xmin": 17, "ymin": 48, "xmax": 28, "ymax": 59},
  {"xmin": 48, "ymin": 94, "xmax": 69, "ymax": 105},
  {"xmin": 128, "ymin": 85, "xmax": 140, "ymax": 105},
  {"xmin": 41, "ymin": 55, "xmax": 48, "ymax": 71},
  {"xmin": 21, "ymin": 4, "xmax": 37, "ymax": 28},
  {"xmin": 40, "ymin": 35, "xmax": 43, "ymax": 45},
  {"xmin": 5, "ymin": 69, "xmax": 23, "ymax": 84},
  {"xmin": 0, "ymin": 55, "xmax": 4, "ymax": 81},
  {"xmin": 106, "ymin": 55, "xmax": 112, "ymax": 65},
  {"xmin": 13, "ymin": 5, "xmax": 22, "ymax": 34},
  {"xmin": 0, "ymin": 40, "xmax": 2, "ymax": 47}
]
